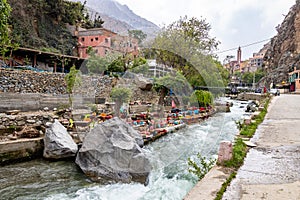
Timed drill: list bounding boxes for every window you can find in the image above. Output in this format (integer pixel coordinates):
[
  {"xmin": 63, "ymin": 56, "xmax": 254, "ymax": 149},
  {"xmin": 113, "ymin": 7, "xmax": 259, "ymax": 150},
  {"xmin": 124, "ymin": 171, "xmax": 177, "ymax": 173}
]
[
  {"xmin": 81, "ymin": 37, "xmax": 85, "ymax": 42},
  {"xmin": 95, "ymin": 49, "xmax": 98, "ymax": 53},
  {"xmin": 105, "ymin": 38, "xmax": 109, "ymax": 43},
  {"xmin": 95, "ymin": 37, "xmax": 98, "ymax": 41},
  {"xmin": 91, "ymin": 38, "xmax": 94, "ymax": 42}
]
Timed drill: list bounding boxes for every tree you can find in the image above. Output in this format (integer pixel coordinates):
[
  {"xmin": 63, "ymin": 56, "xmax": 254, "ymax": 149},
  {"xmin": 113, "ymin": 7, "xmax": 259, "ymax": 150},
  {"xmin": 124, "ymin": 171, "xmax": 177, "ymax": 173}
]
[
  {"xmin": 110, "ymin": 87, "xmax": 132, "ymax": 117},
  {"xmin": 152, "ymin": 16, "xmax": 224, "ymax": 90},
  {"xmin": 128, "ymin": 29, "xmax": 147, "ymax": 45},
  {"xmin": 241, "ymin": 69, "xmax": 265, "ymax": 85},
  {"xmin": 93, "ymin": 15, "xmax": 104, "ymax": 28},
  {"xmin": 65, "ymin": 65, "xmax": 81, "ymax": 106},
  {"xmin": 153, "ymin": 16, "xmax": 219, "ymax": 58},
  {"xmin": 0, "ymin": 0, "xmax": 12, "ymax": 58},
  {"xmin": 129, "ymin": 62, "xmax": 149, "ymax": 75},
  {"xmin": 107, "ymin": 55, "xmax": 148, "ymax": 74},
  {"xmin": 86, "ymin": 50, "xmax": 119, "ymax": 74},
  {"xmin": 8, "ymin": 0, "xmax": 99, "ymax": 55},
  {"xmin": 213, "ymin": 59, "xmax": 230, "ymax": 85},
  {"xmin": 154, "ymin": 72, "xmax": 193, "ymax": 105},
  {"xmin": 190, "ymin": 90, "xmax": 213, "ymax": 107}
]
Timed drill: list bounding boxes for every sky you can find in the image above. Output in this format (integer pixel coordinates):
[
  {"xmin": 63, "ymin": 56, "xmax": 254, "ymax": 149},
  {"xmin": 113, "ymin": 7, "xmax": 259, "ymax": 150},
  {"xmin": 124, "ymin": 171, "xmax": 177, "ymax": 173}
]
[{"xmin": 114, "ymin": 0, "xmax": 295, "ymax": 62}]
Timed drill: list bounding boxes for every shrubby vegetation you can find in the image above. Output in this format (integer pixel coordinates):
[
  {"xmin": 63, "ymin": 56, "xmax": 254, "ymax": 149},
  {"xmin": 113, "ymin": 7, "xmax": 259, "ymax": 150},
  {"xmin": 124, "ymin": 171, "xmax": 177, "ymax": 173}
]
[
  {"xmin": 7, "ymin": 0, "xmax": 103, "ymax": 55},
  {"xmin": 188, "ymin": 153, "xmax": 216, "ymax": 180},
  {"xmin": 0, "ymin": 0, "xmax": 12, "ymax": 57},
  {"xmin": 65, "ymin": 65, "xmax": 81, "ymax": 105},
  {"xmin": 110, "ymin": 87, "xmax": 132, "ymax": 116},
  {"xmin": 190, "ymin": 90, "xmax": 214, "ymax": 107},
  {"xmin": 86, "ymin": 48, "xmax": 149, "ymax": 75},
  {"xmin": 242, "ymin": 69, "xmax": 265, "ymax": 85},
  {"xmin": 86, "ymin": 49, "xmax": 120, "ymax": 74}
]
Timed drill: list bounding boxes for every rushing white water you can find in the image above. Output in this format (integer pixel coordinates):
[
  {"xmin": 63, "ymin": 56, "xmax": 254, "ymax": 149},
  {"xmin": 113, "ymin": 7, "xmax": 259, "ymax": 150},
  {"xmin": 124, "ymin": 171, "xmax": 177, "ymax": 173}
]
[{"xmin": 0, "ymin": 99, "xmax": 249, "ymax": 200}]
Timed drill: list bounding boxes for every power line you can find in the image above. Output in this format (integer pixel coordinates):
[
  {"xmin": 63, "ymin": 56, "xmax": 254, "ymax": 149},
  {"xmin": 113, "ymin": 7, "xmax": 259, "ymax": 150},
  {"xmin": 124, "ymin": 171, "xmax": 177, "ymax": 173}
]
[{"xmin": 216, "ymin": 38, "xmax": 271, "ymax": 54}]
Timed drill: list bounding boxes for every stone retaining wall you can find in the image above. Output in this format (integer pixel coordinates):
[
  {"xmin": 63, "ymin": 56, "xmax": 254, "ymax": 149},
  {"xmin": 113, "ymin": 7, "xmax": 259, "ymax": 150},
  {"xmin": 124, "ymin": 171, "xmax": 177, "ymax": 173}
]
[
  {"xmin": 0, "ymin": 69, "xmax": 67, "ymax": 94},
  {"xmin": 0, "ymin": 69, "xmax": 114, "ymax": 99},
  {"xmin": 0, "ymin": 69, "xmax": 159, "ymax": 111},
  {"xmin": 0, "ymin": 112, "xmax": 55, "ymax": 132},
  {"xmin": 0, "ymin": 93, "xmax": 99, "ymax": 112},
  {"xmin": 237, "ymin": 93, "xmax": 267, "ymax": 101}
]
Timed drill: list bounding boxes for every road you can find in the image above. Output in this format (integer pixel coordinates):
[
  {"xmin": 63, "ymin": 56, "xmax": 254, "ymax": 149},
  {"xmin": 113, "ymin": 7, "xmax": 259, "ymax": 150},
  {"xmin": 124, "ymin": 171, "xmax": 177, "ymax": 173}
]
[{"xmin": 223, "ymin": 94, "xmax": 300, "ymax": 200}]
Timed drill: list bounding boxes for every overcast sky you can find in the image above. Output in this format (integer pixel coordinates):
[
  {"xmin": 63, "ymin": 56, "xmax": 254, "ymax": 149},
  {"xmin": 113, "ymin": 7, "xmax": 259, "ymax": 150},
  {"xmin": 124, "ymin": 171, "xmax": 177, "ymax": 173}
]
[{"xmin": 115, "ymin": 0, "xmax": 295, "ymax": 62}]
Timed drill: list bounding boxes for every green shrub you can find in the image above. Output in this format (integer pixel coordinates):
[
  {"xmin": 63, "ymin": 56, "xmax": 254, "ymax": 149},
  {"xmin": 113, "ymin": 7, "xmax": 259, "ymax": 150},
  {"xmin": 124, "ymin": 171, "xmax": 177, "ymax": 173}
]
[
  {"xmin": 223, "ymin": 138, "xmax": 247, "ymax": 169},
  {"xmin": 188, "ymin": 153, "xmax": 216, "ymax": 180}
]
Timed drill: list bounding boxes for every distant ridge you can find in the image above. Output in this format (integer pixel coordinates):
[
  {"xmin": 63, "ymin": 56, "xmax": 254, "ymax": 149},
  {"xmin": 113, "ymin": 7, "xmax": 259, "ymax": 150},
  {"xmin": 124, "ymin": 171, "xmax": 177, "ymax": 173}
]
[{"xmin": 70, "ymin": 0, "xmax": 160, "ymax": 38}]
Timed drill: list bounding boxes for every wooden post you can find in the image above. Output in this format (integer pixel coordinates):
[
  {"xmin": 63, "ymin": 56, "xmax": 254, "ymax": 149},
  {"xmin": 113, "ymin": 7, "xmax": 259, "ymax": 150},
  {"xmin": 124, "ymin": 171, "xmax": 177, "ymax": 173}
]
[
  {"xmin": 62, "ymin": 57, "xmax": 64, "ymax": 73},
  {"xmin": 54, "ymin": 62, "xmax": 57, "ymax": 73},
  {"xmin": 33, "ymin": 54, "xmax": 37, "ymax": 67}
]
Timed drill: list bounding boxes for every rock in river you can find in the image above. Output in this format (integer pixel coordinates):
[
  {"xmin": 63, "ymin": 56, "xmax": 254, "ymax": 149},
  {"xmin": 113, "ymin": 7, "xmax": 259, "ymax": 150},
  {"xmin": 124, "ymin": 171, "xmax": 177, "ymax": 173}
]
[
  {"xmin": 75, "ymin": 117, "xmax": 151, "ymax": 185},
  {"xmin": 43, "ymin": 120, "xmax": 78, "ymax": 159}
]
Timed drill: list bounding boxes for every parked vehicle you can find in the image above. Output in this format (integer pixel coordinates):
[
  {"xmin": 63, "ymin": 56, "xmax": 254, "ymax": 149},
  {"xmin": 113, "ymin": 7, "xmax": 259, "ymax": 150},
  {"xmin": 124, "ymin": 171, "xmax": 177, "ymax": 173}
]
[
  {"xmin": 269, "ymin": 88, "xmax": 280, "ymax": 96},
  {"xmin": 254, "ymin": 88, "xmax": 262, "ymax": 93}
]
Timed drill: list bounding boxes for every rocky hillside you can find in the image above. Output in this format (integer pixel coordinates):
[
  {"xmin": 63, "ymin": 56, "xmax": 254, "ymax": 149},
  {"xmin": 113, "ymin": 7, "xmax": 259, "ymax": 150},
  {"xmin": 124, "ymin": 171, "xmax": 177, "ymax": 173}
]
[
  {"xmin": 262, "ymin": 0, "xmax": 300, "ymax": 87},
  {"xmin": 88, "ymin": 7, "xmax": 133, "ymax": 35},
  {"xmin": 70, "ymin": 0, "xmax": 160, "ymax": 38},
  {"xmin": 8, "ymin": 0, "xmax": 96, "ymax": 55}
]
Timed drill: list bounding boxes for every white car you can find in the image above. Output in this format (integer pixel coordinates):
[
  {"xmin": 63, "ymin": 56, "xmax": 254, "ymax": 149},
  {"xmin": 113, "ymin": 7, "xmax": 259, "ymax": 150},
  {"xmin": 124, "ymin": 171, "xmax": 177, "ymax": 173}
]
[{"xmin": 270, "ymin": 89, "xmax": 280, "ymax": 96}]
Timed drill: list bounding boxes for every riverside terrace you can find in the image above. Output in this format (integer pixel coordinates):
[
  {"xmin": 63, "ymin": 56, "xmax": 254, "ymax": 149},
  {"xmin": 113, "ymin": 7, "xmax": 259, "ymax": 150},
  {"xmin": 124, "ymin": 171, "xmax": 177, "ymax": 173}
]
[
  {"xmin": 63, "ymin": 104, "xmax": 218, "ymax": 144},
  {"xmin": 0, "ymin": 102, "xmax": 226, "ymax": 165}
]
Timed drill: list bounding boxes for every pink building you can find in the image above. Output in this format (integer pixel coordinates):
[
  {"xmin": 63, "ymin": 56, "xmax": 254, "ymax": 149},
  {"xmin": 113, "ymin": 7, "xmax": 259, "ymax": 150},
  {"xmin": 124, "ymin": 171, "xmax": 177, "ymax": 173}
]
[
  {"xmin": 77, "ymin": 28, "xmax": 117, "ymax": 58},
  {"xmin": 77, "ymin": 28, "xmax": 139, "ymax": 59}
]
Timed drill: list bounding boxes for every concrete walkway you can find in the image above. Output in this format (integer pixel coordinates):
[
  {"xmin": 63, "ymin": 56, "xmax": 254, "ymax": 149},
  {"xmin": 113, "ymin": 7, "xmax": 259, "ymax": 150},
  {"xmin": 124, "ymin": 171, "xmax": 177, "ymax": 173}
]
[
  {"xmin": 184, "ymin": 166, "xmax": 232, "ymax": 200},
  {"xmin": 223, "ymin": 94, "xmax": 300, "ymax": 200}
]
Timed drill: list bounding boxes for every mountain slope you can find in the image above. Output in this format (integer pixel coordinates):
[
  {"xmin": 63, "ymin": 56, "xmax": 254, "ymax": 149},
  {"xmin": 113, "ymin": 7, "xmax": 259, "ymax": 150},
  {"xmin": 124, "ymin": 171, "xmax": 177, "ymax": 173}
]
[
  {"xmin": 70, "ymin": 0, "xmax": 160, "ymax": 37},
  {"xmin": 87, "ymin": 7, "xmax": 133, "ymax": 35}
]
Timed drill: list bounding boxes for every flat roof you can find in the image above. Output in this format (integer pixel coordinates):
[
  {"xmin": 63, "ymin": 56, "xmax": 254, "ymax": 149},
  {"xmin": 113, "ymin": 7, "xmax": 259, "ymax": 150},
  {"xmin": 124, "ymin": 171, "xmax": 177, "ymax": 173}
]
[{"xmin": 17, "ymin": 47, "xmax": 84, "ymax": 60}]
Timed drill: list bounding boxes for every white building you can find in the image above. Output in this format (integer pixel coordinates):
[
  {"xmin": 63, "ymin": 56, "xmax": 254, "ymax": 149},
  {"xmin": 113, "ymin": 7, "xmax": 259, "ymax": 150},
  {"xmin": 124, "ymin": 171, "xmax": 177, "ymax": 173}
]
[{"xmin": 147, "ymin": 59, "xmax": 176, "ymax": 78}]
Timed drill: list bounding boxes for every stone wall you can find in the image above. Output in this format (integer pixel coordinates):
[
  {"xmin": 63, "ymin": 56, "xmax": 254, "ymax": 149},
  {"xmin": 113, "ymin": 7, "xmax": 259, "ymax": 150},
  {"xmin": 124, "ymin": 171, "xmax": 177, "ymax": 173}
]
[
  {"xmin": 237, "ymin": 93, "xmax": 267, "ymax": 102},
  {"xmin": 0, "ymin": 69, "xmax": 114, "ymax": 98},
  {"xmin": 0, "ymin": 69, "xmax": 159, "ymax": 111},
  {"xmin": 0, "ymin": 112, "xmax": 55, "ymax": 132},
  {"xmin": 72, "ymin": 74, "xmax": 114, "ymax": 100},
  {"xmin": 0, "ymin": 69, "xmax": 67, "ymax": 94},
  {"xmin": 0, "ymin": 93, "xmax": 99, "ymax": 112}
]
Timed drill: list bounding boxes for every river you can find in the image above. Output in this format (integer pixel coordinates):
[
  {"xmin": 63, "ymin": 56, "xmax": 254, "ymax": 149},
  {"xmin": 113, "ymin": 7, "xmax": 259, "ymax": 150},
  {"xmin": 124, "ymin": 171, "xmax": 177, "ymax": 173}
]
[{"xmin": 0, "ymin": 99, "xmax": 249, "ymax": 200}]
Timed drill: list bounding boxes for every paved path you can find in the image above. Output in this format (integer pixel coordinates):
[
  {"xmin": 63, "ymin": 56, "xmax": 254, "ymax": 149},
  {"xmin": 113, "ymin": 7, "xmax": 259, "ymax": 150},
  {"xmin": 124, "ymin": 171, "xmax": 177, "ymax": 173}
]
[{"xmin": 223, "ymin": 94, "xmax": 300, "ymax": 200}]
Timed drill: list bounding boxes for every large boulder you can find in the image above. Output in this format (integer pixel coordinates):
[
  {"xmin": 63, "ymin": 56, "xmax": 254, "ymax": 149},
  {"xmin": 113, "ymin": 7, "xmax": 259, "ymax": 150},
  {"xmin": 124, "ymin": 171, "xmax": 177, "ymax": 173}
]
[
  {"xmin": 75, "ymin": 117, "xmax": 151, "ymax": 185},
  {"xmin": 135, "ymin": 75, "xmax": 153, "ymax": 91},
  {"xmin": 43, "ymin": 120, "xmax": 78, "ymax": 159}
]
